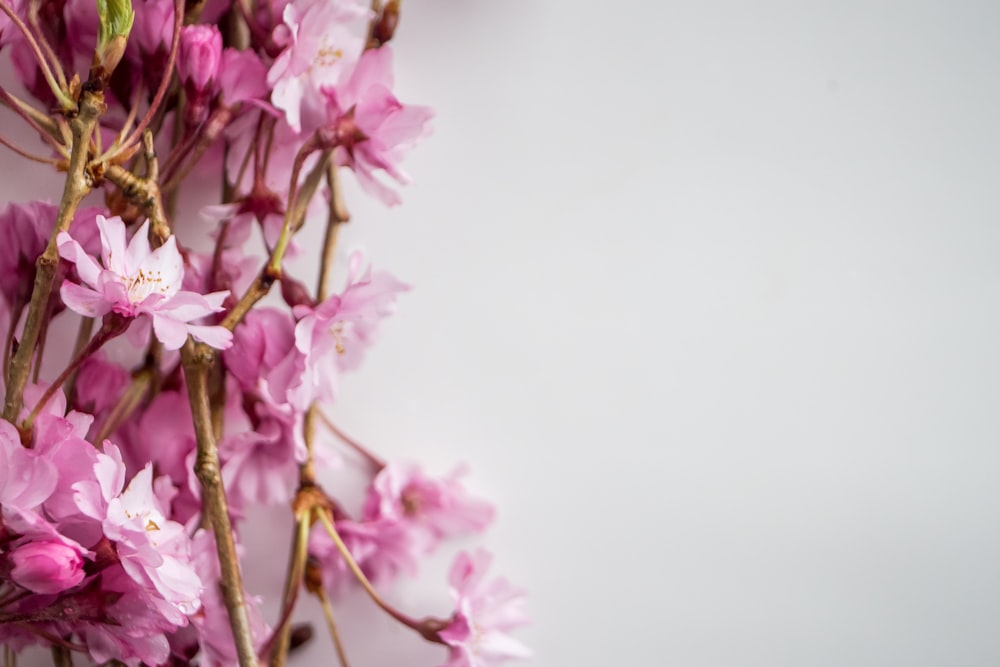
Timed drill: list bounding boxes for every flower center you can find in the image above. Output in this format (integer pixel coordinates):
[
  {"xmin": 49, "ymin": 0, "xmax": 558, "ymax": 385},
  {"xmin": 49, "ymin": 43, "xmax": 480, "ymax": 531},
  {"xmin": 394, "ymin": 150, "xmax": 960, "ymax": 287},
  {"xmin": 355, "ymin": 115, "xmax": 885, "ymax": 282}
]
[{"xmin": 125, "ymin": 268, "xmax": 171, "ymax": 303}]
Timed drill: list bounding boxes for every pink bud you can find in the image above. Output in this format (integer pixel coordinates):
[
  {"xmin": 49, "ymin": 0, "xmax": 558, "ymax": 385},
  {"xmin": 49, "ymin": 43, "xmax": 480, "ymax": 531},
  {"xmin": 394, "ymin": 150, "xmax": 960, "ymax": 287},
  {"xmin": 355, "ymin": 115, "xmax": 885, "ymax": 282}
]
[
  {"xmin": 10, "ymin": 541, "xmax": 85, "ymax": 594},
  {"xmin": 177, "ymin": 24, "xmax": 223, "ymax": 92}
]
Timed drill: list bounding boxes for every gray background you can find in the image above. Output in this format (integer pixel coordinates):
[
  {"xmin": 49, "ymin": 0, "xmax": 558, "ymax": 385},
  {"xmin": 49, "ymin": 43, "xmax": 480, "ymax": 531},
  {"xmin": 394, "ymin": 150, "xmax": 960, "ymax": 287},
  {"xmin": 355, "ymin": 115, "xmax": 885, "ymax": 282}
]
[{"xmin": 5, "ymin": 1, "xmax": 1000, "ymax": 665}]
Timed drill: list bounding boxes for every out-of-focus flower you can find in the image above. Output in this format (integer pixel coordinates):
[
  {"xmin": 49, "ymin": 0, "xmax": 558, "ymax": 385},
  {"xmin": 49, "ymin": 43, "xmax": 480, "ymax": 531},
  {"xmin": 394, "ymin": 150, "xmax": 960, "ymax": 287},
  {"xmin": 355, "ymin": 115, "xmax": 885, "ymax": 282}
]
[
  {"xmin": 364, "ymin": 463, "xmax": 494, "ymax": 550},
  {"xmin": 321, "ymin": 46, "xmax": 434, "ymax": 205},
  {"xmin": 438, "ymin": 549, "xmax": 531, "ymax": 667}
]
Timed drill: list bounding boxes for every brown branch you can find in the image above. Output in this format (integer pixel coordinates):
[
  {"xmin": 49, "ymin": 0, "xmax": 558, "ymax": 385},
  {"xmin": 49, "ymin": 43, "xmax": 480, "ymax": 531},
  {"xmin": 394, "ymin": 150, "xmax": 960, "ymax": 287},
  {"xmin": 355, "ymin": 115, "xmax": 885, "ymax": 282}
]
[
  {"xmin": 181, "ymin": 340, "xmax": 259, "ymax": 667},
  {"xmin": 3, "ymin": 88, "xmax": 104, "ymax": 422},
  {"xmin": 220, "ymin": 151, "xmax": 331, "ymax": 332}
]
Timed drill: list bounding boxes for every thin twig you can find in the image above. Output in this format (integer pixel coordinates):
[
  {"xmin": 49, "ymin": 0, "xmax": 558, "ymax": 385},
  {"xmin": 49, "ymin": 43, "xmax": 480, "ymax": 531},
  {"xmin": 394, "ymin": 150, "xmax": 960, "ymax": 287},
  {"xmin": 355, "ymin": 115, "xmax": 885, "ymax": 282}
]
[
  {"xmin": 0, "ymin": 133, "xmax": 60, "ymax": 164},
  {"xmin": 315, "ymin": 409, "xmax": 386, "ymax": 469},
  {"xmin": 0, "ymin": 86, "xmax": 66, "ymax": 154},
  {"xmin": 105, "ymin": 0, "xmax": 184, "ymax": 160},
  {"xmin": 315, "ymin": 511, "xmax": 441, "ymax": 642},
  {"xmin": 316, "ymin": 587, "xmax": 351, "ymax": 667},
  {"xmin": 267, "ymin": 512, "xmax": 312, "ymax": 667},
  {"xmin": 0, "ymin": 1, "xmax": 72, "ymax": 109},
  {"xmin": 220, "ymin": 151, "xmax": 332, "ymax": 332}
]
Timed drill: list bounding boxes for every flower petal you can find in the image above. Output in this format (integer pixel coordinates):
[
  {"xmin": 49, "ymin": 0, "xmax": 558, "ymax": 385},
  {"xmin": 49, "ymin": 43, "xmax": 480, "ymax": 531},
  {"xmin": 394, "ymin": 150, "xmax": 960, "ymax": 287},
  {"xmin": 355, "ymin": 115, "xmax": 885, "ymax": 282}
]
[
  {"xmin": 151, "ymin": 314, "xmax": 190, "ymax": 350},
  {"xmin": 60, "ymin": 281, "xmax": 112, "ymax": 318}
]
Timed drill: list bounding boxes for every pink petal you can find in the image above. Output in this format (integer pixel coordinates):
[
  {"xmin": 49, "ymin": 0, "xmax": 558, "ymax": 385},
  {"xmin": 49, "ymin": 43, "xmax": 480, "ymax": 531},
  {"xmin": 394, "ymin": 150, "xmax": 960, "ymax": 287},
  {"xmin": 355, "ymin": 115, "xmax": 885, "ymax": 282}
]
[
  {"xmin": 187, "ymin": 324, "xmax": 233, "ymax": 350},
  {"xmin": 124, "ymin": 220, "xmax": 153, "ymax": 276},
  {"xmin": 96, "ymin": 215, "xmax": 128, "ymax": 276},
  {"xmin": 60, "ymin": 281, "xmax": 112, "ymax": 318},
  {"xmin": 151, "ymin": 314, "xmax": 190, "ymax": 350},
  {"xmin": 57, "ymin": 232, "xmax": 103, "ymax": 288}
]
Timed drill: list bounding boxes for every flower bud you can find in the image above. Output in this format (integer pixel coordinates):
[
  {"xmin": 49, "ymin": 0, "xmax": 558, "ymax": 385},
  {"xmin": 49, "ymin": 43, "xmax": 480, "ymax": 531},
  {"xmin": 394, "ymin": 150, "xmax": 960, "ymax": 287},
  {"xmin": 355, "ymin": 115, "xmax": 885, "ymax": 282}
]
[
  {"xmin": 95, "ymin": 0, "xmax": 134, "ymax": 79},
  {"xmin": 177, "ymin": 25, "xmax": 222, "ymax": 92},
  {"xmin": 9, "ymin": 541, "xmax": 85, "ymax": 594}
]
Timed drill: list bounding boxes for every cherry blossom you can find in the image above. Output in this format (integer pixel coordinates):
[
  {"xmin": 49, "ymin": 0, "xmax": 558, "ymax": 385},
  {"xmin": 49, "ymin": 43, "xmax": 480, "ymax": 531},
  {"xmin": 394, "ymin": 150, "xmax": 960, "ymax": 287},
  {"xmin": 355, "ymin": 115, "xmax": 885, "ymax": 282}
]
[
  {"xmin": 57, "ymin": 215, "xmax": 233, "ymax": 350},
  {"xmin": 439, "ymin": 550, "xmax": 532, "ymax": 667}
]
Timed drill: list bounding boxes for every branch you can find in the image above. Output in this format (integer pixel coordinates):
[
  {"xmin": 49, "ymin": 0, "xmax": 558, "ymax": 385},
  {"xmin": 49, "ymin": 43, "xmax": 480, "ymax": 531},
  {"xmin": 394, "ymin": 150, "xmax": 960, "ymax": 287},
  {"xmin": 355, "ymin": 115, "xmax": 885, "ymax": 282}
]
[
  {"xmin": 3, "ymin": 88, "xmax": 104, "ymax": 422},
  {"xmin": 181, "ymin": 340, "xmax": 259, "ymax": 667}
]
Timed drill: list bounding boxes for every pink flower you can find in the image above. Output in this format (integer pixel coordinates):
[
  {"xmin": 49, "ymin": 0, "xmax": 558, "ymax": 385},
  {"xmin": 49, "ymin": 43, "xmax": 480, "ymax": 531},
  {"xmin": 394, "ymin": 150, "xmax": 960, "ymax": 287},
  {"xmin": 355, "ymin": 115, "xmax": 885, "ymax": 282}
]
[
  {"xmin": 9, "ymin": 541, "xmax": 85, "ymax": 594},
  {"xmin": 309, "ymin": 517, "xmax": 418, "ymax": 590},
  {"xmin": 438, "ymin": 550, "xmax": 531, "ymax": 667},
  {"xmin": 321, "ymin": 46, "xmax": 434, "ymax": 205},
  {"xmin": 73, "ymin": 444, "xmax": 203, "ymax": 616},
  {"xmin": 219, "ymin": 48, "xmax": 270, "ymax": 107},
  {"xmin": 281, "ymin": 251, "xmax": 409, "ymax": 408},
  {"xmin": 57, "ymin": 215, "xmax": 233, "ymax": 350},
  {"xmin": 177, "ymin": 25, "xmax": 222, "ymax": 92},
  {"xmin": 363, "ymin": 463, "xmax": 494, "ymax": 550},
  {"xmin": 267, "ymin": 0, "xmax": 371, "ymax": 133}
]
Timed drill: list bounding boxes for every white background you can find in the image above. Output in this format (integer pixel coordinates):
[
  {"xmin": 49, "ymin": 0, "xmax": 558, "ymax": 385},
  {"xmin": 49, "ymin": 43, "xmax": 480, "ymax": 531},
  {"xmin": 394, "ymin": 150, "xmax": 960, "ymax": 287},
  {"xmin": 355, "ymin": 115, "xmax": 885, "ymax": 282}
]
[{"xmin": 6, "ymin": 1, "xmax": 1000, "ymax": 666}]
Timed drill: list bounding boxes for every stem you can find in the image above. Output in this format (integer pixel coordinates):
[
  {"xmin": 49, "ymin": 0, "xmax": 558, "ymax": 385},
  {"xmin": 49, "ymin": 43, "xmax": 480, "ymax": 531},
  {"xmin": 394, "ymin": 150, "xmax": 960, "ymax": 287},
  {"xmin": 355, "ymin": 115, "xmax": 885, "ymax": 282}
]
[
  {"xmin": 267, "ymin": 143, "xmax": 322, "ymax": 271},
  {"xmin": 315, "ymin": 511, "xmax": 441, "ymax": 642},
  {"xmin": 26, "ymin": 1, "xmax": 67, "ymax": 91},
  {"xmin": 106, "ymin": 0, "xmax": 184, "ymax": 159},
  {"xmin": 65, "ymin": 317, "xmax": 94, "ymax": 404},
  {"xmin": 0, "ymin": 1, "xmax": 73, "ymax": 110},
  {"xmin": 50, "ymin": 645, "xmax": 71, "ymax": 667},
  {"xmin": 317, "ymin": 164, "xmax": 350, "ymax": 301},
  {"xmin": 316, "ymin": 587, "xmax": 351, "ymax": 667},
  {"xmin": 220, "ymin": 152, "xmax": 331, "ymax": 332},
  {"xmin": 315, "ymin": 410, "xmax": 386, "ymax": 469},
  {"xmin": 23, "ymin": 315, "xmax": 128, "ymax": 429},
  {"xmin": 0, "ymin": 86, "xmax": 65, "ymax": 151},
  {"xmin": 180, "ymin": 340, "xmax": 258, "ymax": 667},
  {"xmin": 0, "ymin": 133, "xmax": 60, "ymax": 164},
  {"xmin": 94, "ymin": 369, "xmax": 153, "ymax": 443},
  {"xmin": 3, "ymin": 88, "xmax": 103, "ymax": 422},
  {"xmin": 267, "ymin": 514, "xmax": 311, "ymax": 667}
]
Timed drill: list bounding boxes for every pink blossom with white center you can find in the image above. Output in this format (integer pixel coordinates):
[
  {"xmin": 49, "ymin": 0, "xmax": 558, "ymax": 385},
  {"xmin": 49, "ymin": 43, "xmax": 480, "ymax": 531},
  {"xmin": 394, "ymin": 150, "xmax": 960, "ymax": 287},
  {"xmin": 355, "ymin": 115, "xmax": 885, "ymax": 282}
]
[
  {"xmin": 267, "ymin": 0, "xmax": 371, "ymax": 133},
  {"xmin": 321, "ymin": 46, "xmax": 434, "ymax": 205},
  {"xmin": 438, "ymin": 549, "xmax": 531, "ymax": 667},
  {"xmin": 57, "ymin": 215, "xmax": 233, "ymax": 350},
  {"xmin": 73, "ymin": 444, "xmax": 203, "ymax": 616},
  {"xmin": 279, "ymin": 251, "xmax": 409, "ymax": 409},
  {"xmin": 363, "ymin": 463, "xmax": 495, "ymax": 551}
]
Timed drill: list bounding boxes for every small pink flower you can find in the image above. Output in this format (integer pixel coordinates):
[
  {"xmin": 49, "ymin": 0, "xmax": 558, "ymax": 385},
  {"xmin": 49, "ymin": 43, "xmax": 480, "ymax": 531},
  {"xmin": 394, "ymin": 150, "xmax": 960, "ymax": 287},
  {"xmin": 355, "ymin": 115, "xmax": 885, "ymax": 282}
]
[
  {"xmin": 9, "ymin": 540, "xmax": 85, "ymax": 594},
  {"xmin": 177, "ymin": 25, "xmax": 223, "ymax": 92},
  {"xmin": 438, "ymin": 550, "xmax": 531, "ymax": 667},
  {"xmin": 364, "ymin": 463, "xmax": 495, "ymax": 550},
  {"xmin": 282, "ymin": 251, "xmax": 409, "ymax": 408},
  {"xmin": 267, "ymin": 0, "xmax": 371, "ymax": 132},
  {"xmin": 57, "ymin": 215, "xmax": 233, "ymax": 350},
  {"xmin": 321, "ymin": 46, "xmax": 434, "ymax": 205}
]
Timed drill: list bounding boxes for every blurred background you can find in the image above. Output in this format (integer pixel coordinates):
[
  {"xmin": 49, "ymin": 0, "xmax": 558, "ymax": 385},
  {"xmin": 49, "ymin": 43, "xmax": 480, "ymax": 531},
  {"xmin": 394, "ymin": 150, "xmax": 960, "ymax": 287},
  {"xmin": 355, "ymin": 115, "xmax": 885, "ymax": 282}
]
[{"xmin": 6, "ymin": 1, "xmax": 1000, "ymax": 665}]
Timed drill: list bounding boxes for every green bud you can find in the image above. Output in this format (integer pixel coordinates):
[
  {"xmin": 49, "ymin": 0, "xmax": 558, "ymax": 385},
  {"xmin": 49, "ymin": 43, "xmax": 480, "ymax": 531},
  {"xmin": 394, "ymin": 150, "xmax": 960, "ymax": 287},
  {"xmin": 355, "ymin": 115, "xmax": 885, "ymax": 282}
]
[{"xmin": 95, "ymin": 0, "xmax": 134, "ymax": 78}]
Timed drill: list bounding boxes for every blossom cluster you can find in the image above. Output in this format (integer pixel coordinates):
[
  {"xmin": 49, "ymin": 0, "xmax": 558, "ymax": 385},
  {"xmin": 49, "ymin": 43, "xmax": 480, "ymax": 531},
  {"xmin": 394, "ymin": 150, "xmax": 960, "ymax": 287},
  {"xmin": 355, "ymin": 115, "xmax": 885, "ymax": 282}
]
[{"xmin": 0, "ymin": 1, "xmax": 529, "ymax": 665}]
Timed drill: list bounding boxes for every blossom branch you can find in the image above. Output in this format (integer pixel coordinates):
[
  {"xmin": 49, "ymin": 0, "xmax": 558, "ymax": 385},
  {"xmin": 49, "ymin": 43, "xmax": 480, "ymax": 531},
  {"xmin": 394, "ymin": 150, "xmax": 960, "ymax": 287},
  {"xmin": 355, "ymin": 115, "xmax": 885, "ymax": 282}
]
[
  {"xmin": 315, "ymin": 586, "xmax": 351, "ymax": 667},
  {"xmin": 3, "ymin": 88, "xmax": 104, "ymax": 422},
  {"xmin": 315, "ymin": 510, "xmax": 446, "ymax": 644},
  {"xmin": 220, "ymin": 150, "xmax": 332, "ymax": 332},
  {"xmin": 266, "ymin": 506, "xmax": 312, "ymax": 667},
  {"xmin": 181, "ymin": 340, "xmax": 259, "ymax": 667}
]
